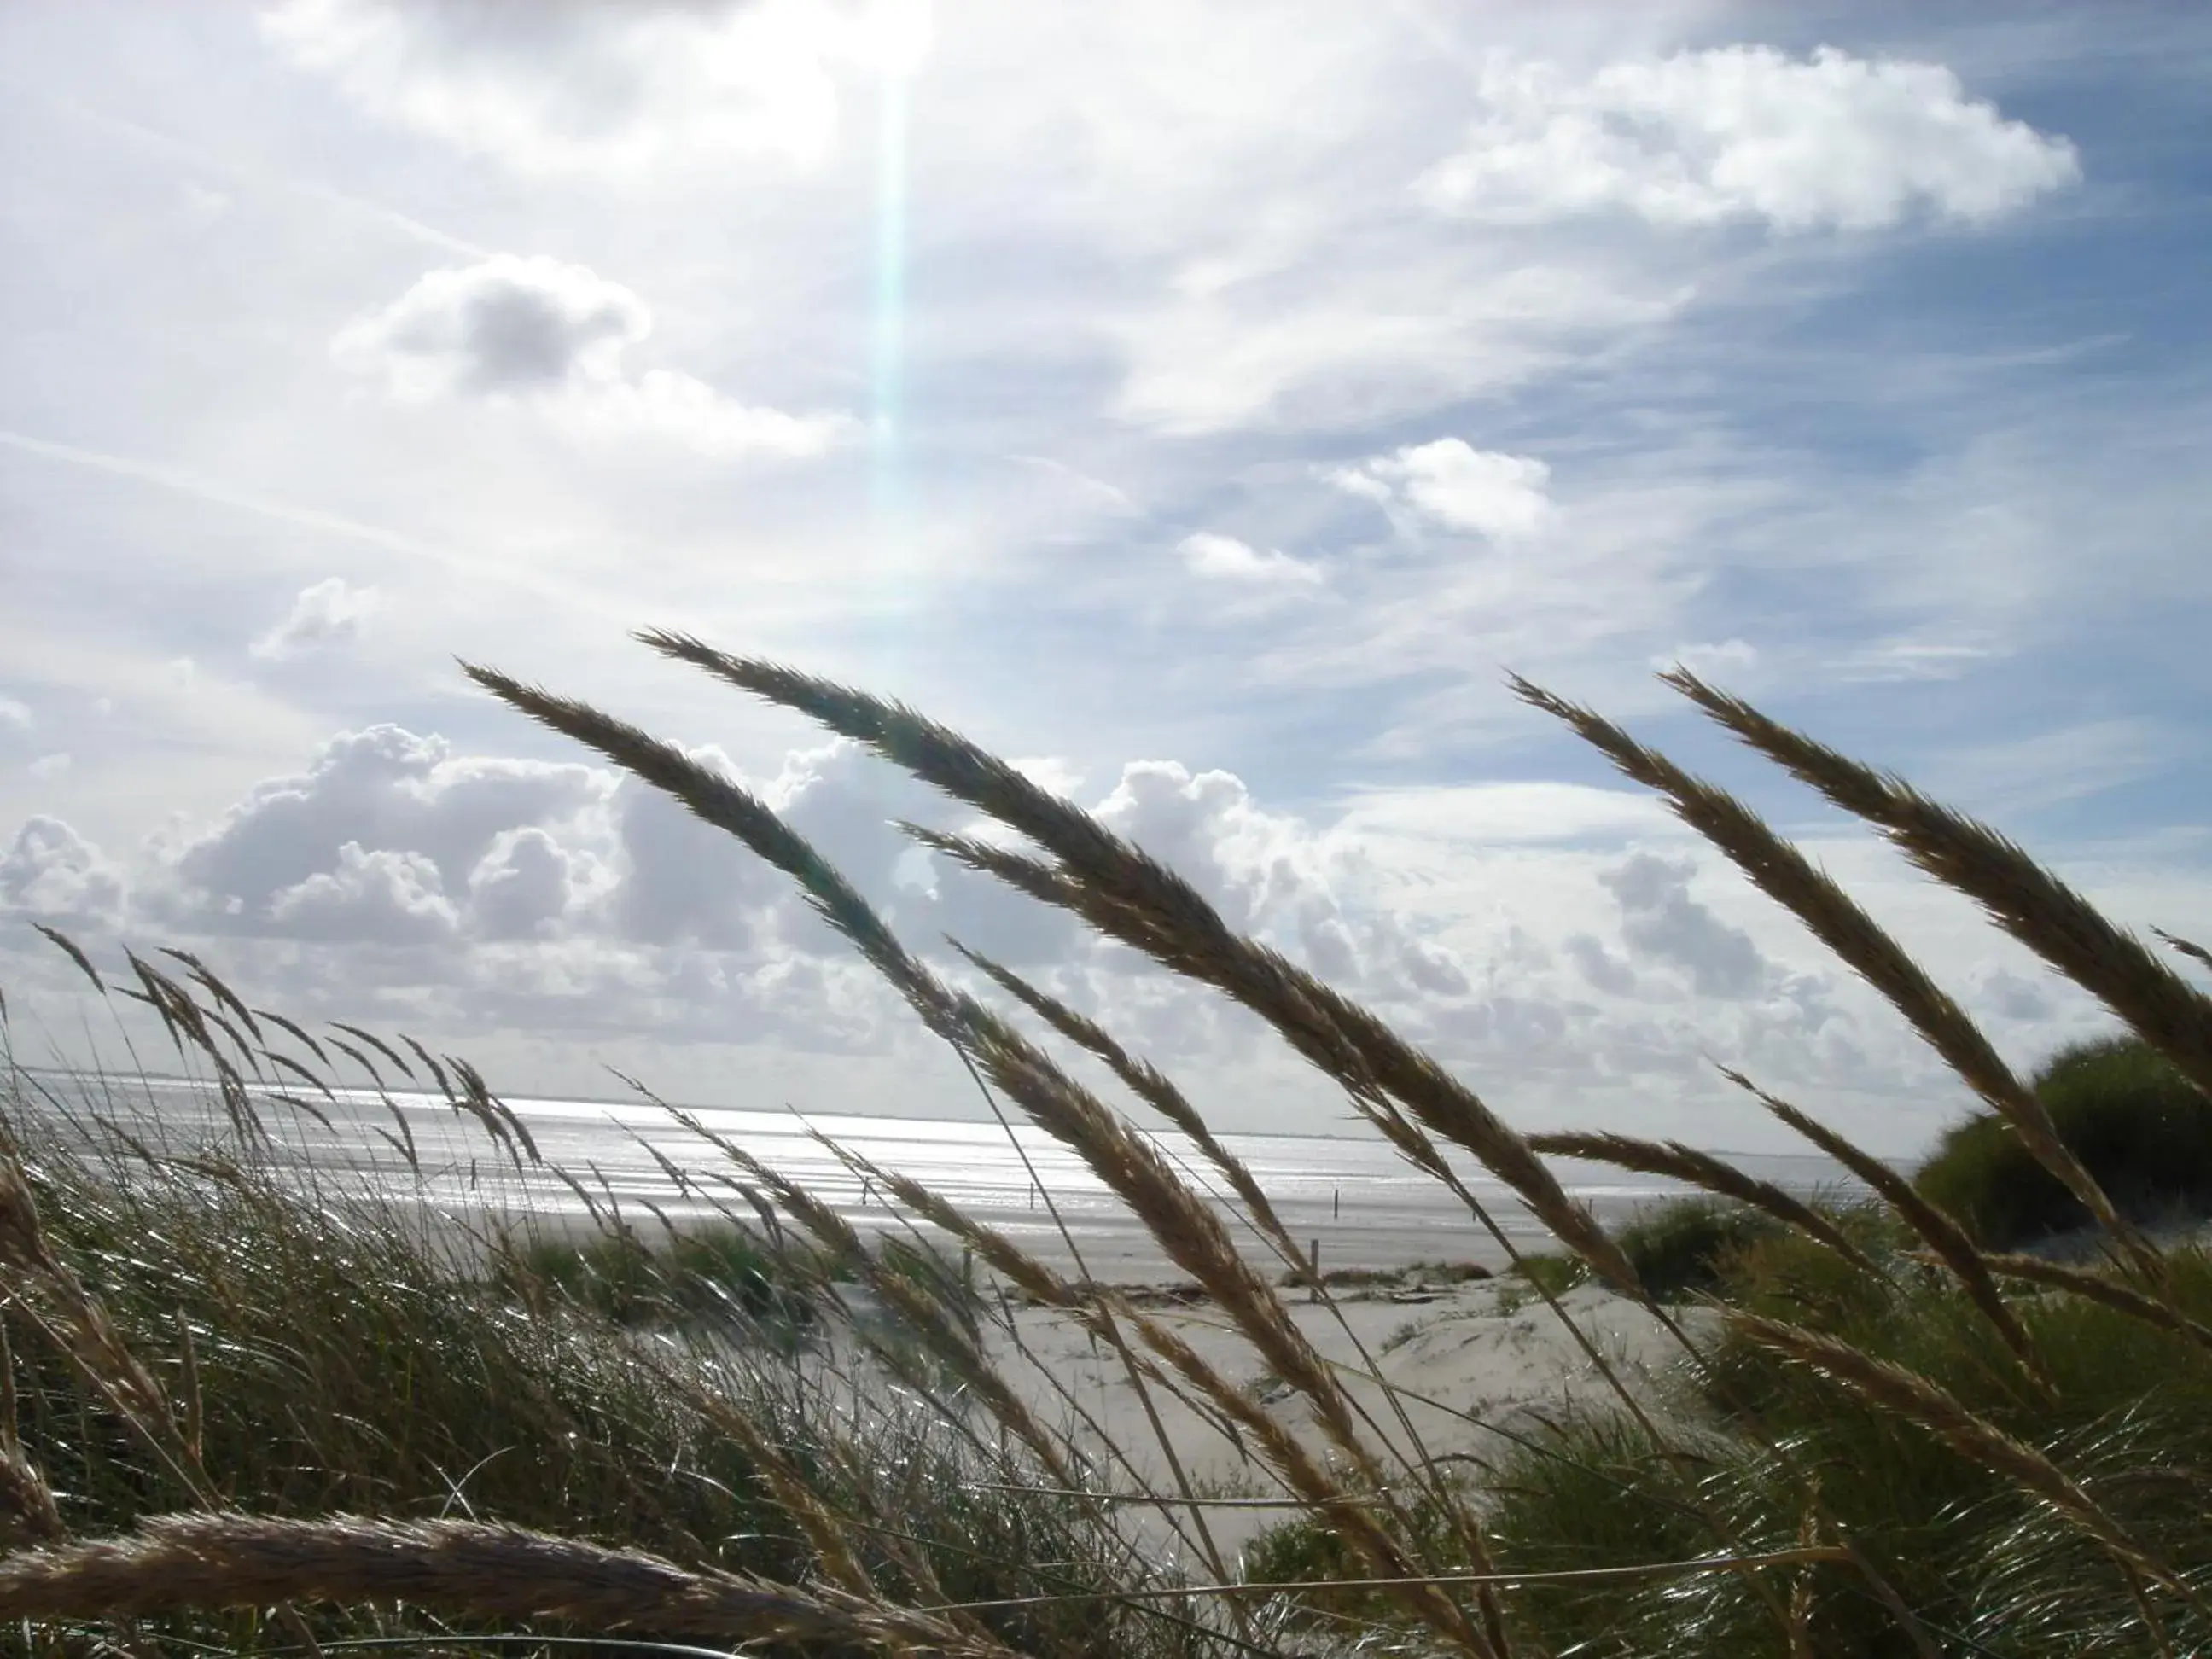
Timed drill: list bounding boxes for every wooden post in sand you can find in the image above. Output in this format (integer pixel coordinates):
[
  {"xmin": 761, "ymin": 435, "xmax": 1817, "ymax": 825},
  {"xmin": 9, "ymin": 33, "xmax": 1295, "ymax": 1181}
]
[{"xmin": 1307, "ymin": 1237, "xmax": 1321, "ymax": 1302}]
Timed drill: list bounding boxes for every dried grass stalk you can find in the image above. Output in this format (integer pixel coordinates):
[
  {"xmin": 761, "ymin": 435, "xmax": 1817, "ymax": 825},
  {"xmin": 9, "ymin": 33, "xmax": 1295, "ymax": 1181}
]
[
  {"xmin": 1973, "ymin": 1250, "xmax": 2212, "ymax": 1356},
  {"xmin": 1665, "ymin": 667, "xmax": 2212, "ymax": 1121},
  {"xmin": 0, "ymin": 1511, "xmax": 1002, "ymax": 1652},
  {"xmin": 630, "ymin": 633, "xmax": 1637, "ymax": 1296},
  {"xmin": 0, "ymin": 1151, "xmax": 177, "ymax": 1441},
  {"xmin": 467, "ymin": 667, "xmax": 1382, "ymax": 1471},
  {"xmin": 674, "ymin": 1115, "xmax": 1091, "ymax": 1498},
  {"xmin": 823, "ymin": 1139, "xmax": 1293, "ymax": 1602},
  {"xmin": 471, "ymin": 659, "xmax": 1505, "ymax": 1657},
  {"xmin": 0, "ymin": 1450, "xmax": 61, "ymax": 1547},
  {"xmin": 1526, "ymin": 1129, "xmax": 1881, "ymax": 1283},
  {"xmin": 955, "ymin": 946, "xmax": 1294, "ymax": 1251},
  {"xmin": 1719, "ymin": 1068, "xmax": 2052, "ymax": 1390},
  {"xmin": 1516, "ymin": 673, "xmax": 2157, "ymax": 1276},
  {"xmin": 1122, "ymin": 1311, "xmax": 1493, "ymax": 1653},
  {"xmin": 946, "ymin": 959, "xmax": 1530, "ymax": 1609},
  {"xmin": 2156, "ymin": 928, "xmax": 2212, "ymax": 974},
  {"xmin": 1728, "ymin": 1312, "xmax": 2179, "ymax": 1592}
]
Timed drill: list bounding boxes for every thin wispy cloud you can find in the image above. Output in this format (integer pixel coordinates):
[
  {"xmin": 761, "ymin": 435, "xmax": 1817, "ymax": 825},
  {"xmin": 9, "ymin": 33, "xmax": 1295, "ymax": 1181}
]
[{"xmin": 1176, "ymin": 532, "xmax": 1323, "ymax": 587}]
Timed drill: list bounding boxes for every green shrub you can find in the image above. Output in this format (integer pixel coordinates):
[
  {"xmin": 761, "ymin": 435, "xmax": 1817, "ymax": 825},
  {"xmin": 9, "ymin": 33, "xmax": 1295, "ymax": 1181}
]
[
  {"xmin": 1915, "ymin": 1034, "xmax": 2212, "ymax": 1249},
  {"xmin": 1615, "ymin": 1198, "xmax": 1779, "ymax": 1301},
  {"xmin": 1505, "ymin": 1249, "xmax": 1589, "ymax": 1305},
  {"xmin": 1481, "ymin": 1239, "xmax": 2212, "ymax": 1655},
  {"xmin": 496, "ymin": 1219, "xmax": 826, "ymax": 1335},
  {"xmin": 1239, "ymin": 1473, "xmax": 1481, "ymax": 1636}
]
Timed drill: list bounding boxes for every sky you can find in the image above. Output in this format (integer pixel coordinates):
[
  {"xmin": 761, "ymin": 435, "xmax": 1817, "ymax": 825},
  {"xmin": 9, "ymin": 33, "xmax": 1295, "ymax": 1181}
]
[{"xmin": 3, "ymin": 2, "xmax": 2209, "ymax": 1156}]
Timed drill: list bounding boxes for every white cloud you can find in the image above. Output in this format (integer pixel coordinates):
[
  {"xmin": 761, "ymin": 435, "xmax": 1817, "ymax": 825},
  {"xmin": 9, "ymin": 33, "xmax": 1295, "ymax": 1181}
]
[
  {"xmin": 1926, "ymin": 718, "xmax": 2180, "ymax": 817},
  {"xmin": 1968, "ymin": 963, "xmax": 2058, "ymax": 1024},
  {"xmin": 251, "ymin": 576, "xmax": 378, "ymax": 661},
  {"xmin": 1600, "ymin": 852, "xmax": 1769, "ymax": 999},
  {"xmin": 469, "ymin": 827, "xmax": 581, "ymax": 942},
  {"xmin": 268, "ymin": 841, "xmax": 463, "ymax": 944},
  {"xmin": 1335, "ymin": 783, "xmax": 1679, "ymax": 847},
  {"xmin": 1092, "ymin": 758, "xmax": 1471, "ymax": 1003},
  {"xmin": 0, "ymin": 697, "xmax": 30, "ymax": 734},
  {"xmin": 148, "ymin": 723, "xmax": 615, "ymax": 939},
  {"xmin": 1825, "ymin": 634, "xmax": 2001, "ymax": 683},
  {"xmin": 334, "ymin": 255, "xmax": 649, "ymax": 401},
  {"xmin": 1564, "ymin": 932, "xmax": 1639, "ymax": 997},
  {"xmin": 1109, "ymin": 265, "xmax": 1674, "ymax": 436},
  {"xmin": 1008, "ymin": 457, "xmax": 1140, "ymax": 521},
  {"xmin": 1176, "ymin": 532, "xmax": 1322, "ymax": 586},
  {"xmin": 1332, "ymin": 439, "xmax": 1554, "ymax": 538},
  {"xmin": 0, "ymin": 817, "xmax": 125, "ymax": 925},
  {"xmin": 332, "ymin": 255, "xmax": 853, "ymax": 457},
  {"xmin": 1661, "ymin": 638, "xmax": 1759, "ymax": 677},
  {"xmin": 179, "ymin": 183, "xmax": 232, "ymax": 228},
  {"xmin": 1418, "ymin": 46, "xmax": 2081, "ymax": 233},
  {"xmin": 550, "ymin": 369, "xmax": 856, "ymax": 460},
  {"xmin": 26, "ymin": 754, "xmax": 71, "ymax": 781},
  {"xmin": 1010, "ymin": 756, "xmax": 1086, "ymax": 801},
  {"xmin": 261, "ymin": 0, "xmax": 924, "ymax": 176}
]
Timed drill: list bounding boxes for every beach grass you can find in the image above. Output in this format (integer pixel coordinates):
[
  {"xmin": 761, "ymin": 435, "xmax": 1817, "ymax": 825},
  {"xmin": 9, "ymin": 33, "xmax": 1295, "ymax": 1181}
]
[{"xmin": 0, "ymin": 639, "xmax": 2208, "ymax": 1655}]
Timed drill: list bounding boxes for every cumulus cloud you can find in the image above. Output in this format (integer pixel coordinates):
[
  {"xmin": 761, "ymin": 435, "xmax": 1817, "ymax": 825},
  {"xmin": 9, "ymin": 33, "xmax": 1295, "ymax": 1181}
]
[
  {"xmin": 0, "ymin": 696, "xmax": 30, "ymax": 734},
  {"xmin": 262, "ymin": 0, "xmax": 930, "ymax": 175},
  {"xmin": 468, "ymin": 828, "xmax": 583, "ymax": 942},
  {"xmin": 251, "ymin": 577, "xmax": 377, "ymax": 661},
  {"xmin": 26, "ymin": 754, "xmax": 71, "ymax": 781},
  {"xmin": 35, "ymin": 712, "xmax": 1963, "ymax": 1132},
  {"xmin": 0, "ymin": 817, "xmax": 125, "ymax": 924},
  {"xmin": 268, "ymin": 841, "xmax": 462, "ymax": 944},
  {"xmin": 1418, "ymin": 46, "xmax": 2080, "ymax": 233},
  {"xmin": 332, "ymin": 254, "xmax": 853, "ymax": 457},
  {"xmin": 1176, "ymin": 532, "xmax": 1322, "ymax": 586},
  {"xmin": 148, "ymin": 723, "xmax": 614, "ymax": 940},
  {"xmin": 1599, "ymin": 853, "xmax": 1768, "ymax": 998},
  {"xmin": 334, "ymin": 256, "xmax": 646, "ymax": 399},
  {"xmin": 607, "ymin": 742, "xmax": 786, "ymax": 952},
  {"xmin": 1564, "ymin": 932, "xmax": 1639, "ymax": 997},
  {"xmin": 1091, "ymin": 758, "xmax": 1470, "ymax": 1003},
  {"xmin": 1970, "ymin": 963, "xmax": 2058, "ymax": 1024},
  {"xmin": 1331, "ymin": 439, "xmax": 1553, "ymax": 538}
]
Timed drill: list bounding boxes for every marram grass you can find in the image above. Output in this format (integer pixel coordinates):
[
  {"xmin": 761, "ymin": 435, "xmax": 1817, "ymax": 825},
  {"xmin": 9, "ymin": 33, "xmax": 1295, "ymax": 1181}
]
[{"xmin": 0, "ymin": 640, "xmax": 2202, "ymax": 1656}]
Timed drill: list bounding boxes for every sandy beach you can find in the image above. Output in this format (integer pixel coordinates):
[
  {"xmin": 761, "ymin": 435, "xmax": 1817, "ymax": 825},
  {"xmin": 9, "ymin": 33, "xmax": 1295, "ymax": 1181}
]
[{"xmin": 848, "ymin": 1265, "xmax": 1715, "ymax": 1559}]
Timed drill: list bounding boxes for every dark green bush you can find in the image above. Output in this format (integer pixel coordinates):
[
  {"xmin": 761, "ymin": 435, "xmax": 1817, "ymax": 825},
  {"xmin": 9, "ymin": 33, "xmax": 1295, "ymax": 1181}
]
[
  {"xmin": 1915, "ymin": 1034, "xmax": 2212, "ymax": 1249},
  {"xmin": 1507, "ymin": 1249, "xmax": 1590, "ymax": 1300},
  {"xmin": 498, "ymin": 1220, "xmax": 827, "ymax": 1335},
  {"xmin": 1478, "ymin": 1232, "xmax": 2212, "ymax": 1655},
  {"xmin": 1615, "ymin": 1198, "xmax": 1780, "ymax": 1301}
]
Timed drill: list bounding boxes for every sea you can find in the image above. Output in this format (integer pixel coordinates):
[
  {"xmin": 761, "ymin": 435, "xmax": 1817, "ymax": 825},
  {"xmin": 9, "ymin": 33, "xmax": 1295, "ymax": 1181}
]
[{"xmin": 9, "ymin": 1069, "xmax": 1870, "ymax": 1279}]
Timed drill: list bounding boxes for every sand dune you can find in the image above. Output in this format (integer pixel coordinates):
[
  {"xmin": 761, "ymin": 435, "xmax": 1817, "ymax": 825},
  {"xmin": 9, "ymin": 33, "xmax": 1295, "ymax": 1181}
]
[{"xmin": 966, "ymin": 1275, "xmax": 1714, "ymax": 1557}]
